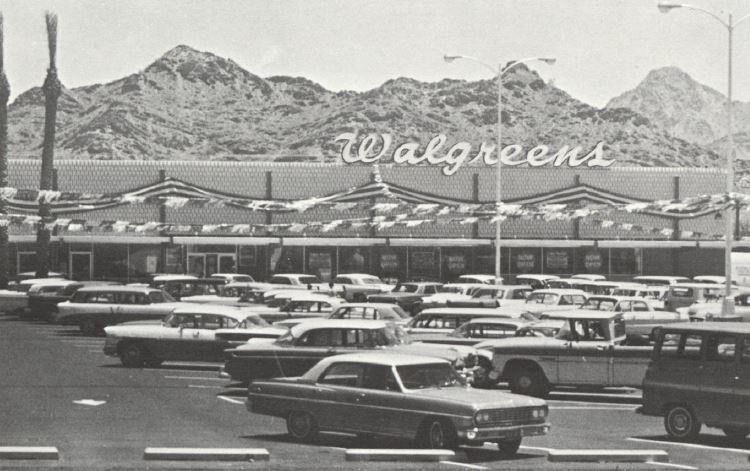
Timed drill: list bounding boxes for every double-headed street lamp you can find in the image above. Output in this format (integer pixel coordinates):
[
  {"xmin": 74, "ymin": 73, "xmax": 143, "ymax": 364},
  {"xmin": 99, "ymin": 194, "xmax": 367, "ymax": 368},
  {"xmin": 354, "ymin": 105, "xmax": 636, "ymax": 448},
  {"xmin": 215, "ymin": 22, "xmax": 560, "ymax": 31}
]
[
  {"xmin": 659, "ymin": 3, "xmax": 750, "ymax": 316},
  {"xmin": 444, "ymin": 54, "xmax": 555, "ymax": 285}
]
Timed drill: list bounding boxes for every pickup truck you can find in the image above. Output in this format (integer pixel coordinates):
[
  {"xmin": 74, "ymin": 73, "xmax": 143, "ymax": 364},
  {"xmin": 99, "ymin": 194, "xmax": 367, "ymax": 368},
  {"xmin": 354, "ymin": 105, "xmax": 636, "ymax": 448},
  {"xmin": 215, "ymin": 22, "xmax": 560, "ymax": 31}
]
[
  {"xmin": 475, "ymin": 312, "xmax": 653, "ymax": 397},
  {"xmin": 326, "ymin": 273, "xmax": 394, "ymax": 302}
]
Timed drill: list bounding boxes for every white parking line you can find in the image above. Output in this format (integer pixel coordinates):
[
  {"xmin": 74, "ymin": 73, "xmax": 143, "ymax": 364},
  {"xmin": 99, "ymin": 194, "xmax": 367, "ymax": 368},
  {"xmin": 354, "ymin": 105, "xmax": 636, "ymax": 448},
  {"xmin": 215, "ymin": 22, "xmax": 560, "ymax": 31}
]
[
  {"xmin": 646, "ymin": 461, "xmax": 699, "ymax": 470},
  {"xmin": 550, "ymin": 406, "xmax": 638, "ymax": 410},
  {"xmin": 440, "ymin": 461, "xmax": 487, "ymax": 470},
  {"xmin": 519, "ymin": 445, "xmax": 555, "ymax": 453},
  {"xmin": 217, "ymin": 396, "xmax": 245, "ymax": 405},
  {"xmin": 187, "ymin": 384, "xmax": 223, "ymax": 389},
  {"xmin": 627, "ymin": 437, "xmax": 750, "ymax": 454},
  {"xmin": 164, "ymin": 375, "xmax": 226, "ymax": 381},
  {"xmin": 548, "ymin": 399, "xmax": 640, "ymax": 407},
  {"xmin": 550, "ymin": 391, "xmax": 642, "ymax": 400}
]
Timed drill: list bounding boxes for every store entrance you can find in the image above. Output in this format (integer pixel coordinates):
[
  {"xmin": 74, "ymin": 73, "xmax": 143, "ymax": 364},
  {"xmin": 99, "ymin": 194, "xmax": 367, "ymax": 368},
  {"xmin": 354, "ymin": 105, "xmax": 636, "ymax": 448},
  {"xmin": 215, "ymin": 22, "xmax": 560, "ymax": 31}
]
[
  {"xmin": 187, "ymin": 253, "xmax": 236, "ymax": 277},
  {"xmin": 70, "ymin": 252, "xmax": 92, "ymax": 281}
]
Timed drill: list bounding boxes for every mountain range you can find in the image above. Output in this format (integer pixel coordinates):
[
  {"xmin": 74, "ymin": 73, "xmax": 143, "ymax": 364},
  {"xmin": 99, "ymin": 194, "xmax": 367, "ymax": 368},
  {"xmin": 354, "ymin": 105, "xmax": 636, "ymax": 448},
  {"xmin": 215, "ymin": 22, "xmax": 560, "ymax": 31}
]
[{"xmin": 4, "ymin": 44, "xmax": 744, "ymax": 169}]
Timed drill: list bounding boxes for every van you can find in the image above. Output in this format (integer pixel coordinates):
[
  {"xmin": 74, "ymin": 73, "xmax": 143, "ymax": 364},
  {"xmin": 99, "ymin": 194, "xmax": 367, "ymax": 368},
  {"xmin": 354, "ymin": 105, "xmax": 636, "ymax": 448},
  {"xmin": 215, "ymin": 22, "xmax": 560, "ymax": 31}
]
[
  {"xmin": 632, "ymin": 276, "xmax": 690, "ymax": 286},
  {"xmin": 665, "ymin": 283, "xmax": 725, "ymax": 311},
  {"xmin": 640, "ymin": 322, "xmax": 750, "ymax": 440}
]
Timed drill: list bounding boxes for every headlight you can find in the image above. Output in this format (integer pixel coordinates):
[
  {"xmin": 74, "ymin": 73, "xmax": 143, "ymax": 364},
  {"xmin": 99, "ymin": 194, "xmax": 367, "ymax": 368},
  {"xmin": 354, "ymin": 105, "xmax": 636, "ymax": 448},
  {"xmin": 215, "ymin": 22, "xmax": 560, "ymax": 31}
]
[
  {"xmin": 474, "ymin": 411, "xmax": 492, "ymax": 425},
  {"xmin": 532, "ymin": 406, "xmax": 548, "ymax": 418}
]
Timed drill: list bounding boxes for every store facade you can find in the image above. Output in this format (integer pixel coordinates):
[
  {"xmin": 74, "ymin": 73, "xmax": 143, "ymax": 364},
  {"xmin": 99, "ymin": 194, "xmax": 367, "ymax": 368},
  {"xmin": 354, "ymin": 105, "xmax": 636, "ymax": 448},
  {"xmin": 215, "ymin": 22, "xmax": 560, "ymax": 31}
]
[{"xmin": 3, "ymin": 160, "xmax": 730, "ymax": 283}]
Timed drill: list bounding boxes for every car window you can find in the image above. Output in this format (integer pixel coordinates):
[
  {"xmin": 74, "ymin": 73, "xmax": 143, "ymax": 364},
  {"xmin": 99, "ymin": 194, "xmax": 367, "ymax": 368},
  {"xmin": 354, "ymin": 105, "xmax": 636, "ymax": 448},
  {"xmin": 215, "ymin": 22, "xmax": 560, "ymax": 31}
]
[
  {"xmin": 741, "ymin": 337, "xmax": 750, "ymax": 363},
  {"xmin": 95, "ymin": 292, "xmax": 115, "ymax": 303},
  {"xmin": 362, "ymin": 365, "xmax": 400, "ymax": 391},
  {"xmin": 318, "ymin": 362, "xmax": 364, "ymax": 387},
  {"xmin": 269, "ymin": 276, "xmax": 291, "ymax": 285},
  {"xmin": 333, "ymin": 276, "xmax": 351, "ymax": 284},
  {"xmin": 148, "ymin": 291, "xmax": 165, "ymax": 303},
  {"xmin": 705, "ymin": 335, "xmax": 737, "ymax": 362},
  {"xmin": 670, "ymin": 287, "xmax": 693, "ymax": 298},
  {"xmin": 659, "ymin": 333, "xmax": 703, "ymax": 360},
  {"xmin": 468, "ymin": 323, "xmax": 517, "ymax": 338},
  {"xmin": 618, "ymin": 301, "xmax": 631, "ymax": 312},
  {"xmin": 632, "ymin": 301, "xmax": 649, "ymax": 312}
]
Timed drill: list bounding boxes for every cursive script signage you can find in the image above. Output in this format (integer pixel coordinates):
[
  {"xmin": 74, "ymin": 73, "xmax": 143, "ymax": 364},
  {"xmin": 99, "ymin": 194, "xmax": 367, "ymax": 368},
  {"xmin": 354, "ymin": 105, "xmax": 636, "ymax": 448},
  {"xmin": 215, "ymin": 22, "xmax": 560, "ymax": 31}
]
[{"xmin": 336, "ymin": 133, "xmax": 614, "ymax": 176}]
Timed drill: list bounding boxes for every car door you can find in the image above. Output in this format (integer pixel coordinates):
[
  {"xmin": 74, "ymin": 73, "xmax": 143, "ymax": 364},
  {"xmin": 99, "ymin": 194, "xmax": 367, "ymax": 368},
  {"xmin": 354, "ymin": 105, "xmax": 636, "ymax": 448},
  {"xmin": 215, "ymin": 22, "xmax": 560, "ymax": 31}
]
[
  {"xmin": 700, "ymin": 333, "xmax": 740, "ymax": 424},
  {"xmin": 556, "ymin": 319, "xmax": 612, "ymax": 385},
  {"xmin": 285, "ymin": 328, "xmax": 343, "ymax": 376},
  {"xmin": 352, "ymin": 364, "xmax": 408, "ymax": 436},
  {"xmin": 315, "ymin": 362, "xmax": 366, "ymax": 430},
  {"xmin": 735, "ymin": 336, "xmax": 750, "ymax": 425}
]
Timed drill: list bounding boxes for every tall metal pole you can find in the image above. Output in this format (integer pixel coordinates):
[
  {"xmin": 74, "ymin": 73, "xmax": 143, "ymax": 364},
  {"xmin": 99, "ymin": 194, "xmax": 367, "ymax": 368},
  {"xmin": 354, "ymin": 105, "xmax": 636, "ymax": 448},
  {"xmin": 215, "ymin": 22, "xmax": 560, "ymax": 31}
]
[
  {"xmin": 495, "ymin": 64, "xmax": 503, "ymax": 286},
  {"xmin": 723, "ymin": 15, "xmax": 735, "ymax": 316}
]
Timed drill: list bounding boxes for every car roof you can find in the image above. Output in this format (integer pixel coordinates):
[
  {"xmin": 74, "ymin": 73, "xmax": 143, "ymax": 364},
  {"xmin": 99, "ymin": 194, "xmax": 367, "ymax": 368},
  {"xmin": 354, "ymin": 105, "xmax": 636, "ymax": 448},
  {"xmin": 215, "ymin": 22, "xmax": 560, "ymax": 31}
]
[
  {"xmin": 76, "ymin": 286, "xmax": 162, "ymax": 293},
  {"xmin": 659, "ymin": 322, "xmax": 750, "ymax": 335},
  {"xmin": 418, "ymin": 307, "xmax": 510, "ymax": 315},
  {"xmin": 285, "ymin": 293, "xmax": 341, "ymax": 302},
  {"xmin": 529, "ymin": 289, "xmax": 587, "ymax": 295},
  {"xmin": 670, "ymin": 282, "xmax": 726, "ymax": 288},
  {"xmin": 171, "ymin": 304, "xmax": 258, "ymax": 320},
  {"xmin": 465, "ymin": 317, "xmax": 528, "ymax": 326},
  {"xmin": 152, "ymin": 275, "xmax": 197, "ymax": 281},
  {"xmin": 315, "ymin": 352, "xmax": 450, "ymax": 367},
  {"xmin": 542, "ymin": 311, "xmax": 623, "ymax": 321},
  {"xmin": 586, "ymin": 295, "xmax": 650, "ymax": 302},
  {"xmin": 474, "ymin": 284, "xmax": 532, "ymax": 290},
  {"xmin": 335, "ymin": 303, "xmax": 401, "ymax": 309},
  {"xmin": 290, "ymin": 319, "xmax": 391, "ymax": 336},
  {"xmin": 21, "ymin": 278, "xmax": 75, "ymax": 286},
  {"xmin": 516, "ymin": 274, "xmax": 560, "ymax": 280},
  {"xmin": 633, "ymin": 276, "xmax": 690, "ymax": 281}
]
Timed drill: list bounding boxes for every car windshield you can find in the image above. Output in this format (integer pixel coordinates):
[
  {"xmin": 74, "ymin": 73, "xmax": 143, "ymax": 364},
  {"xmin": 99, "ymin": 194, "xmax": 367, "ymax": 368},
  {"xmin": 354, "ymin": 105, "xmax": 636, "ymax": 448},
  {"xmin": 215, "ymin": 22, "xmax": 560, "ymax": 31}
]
[
  {"xmin": 239, "ymin": 315, "xmax": 270, "ymax": 328},
  {"xmin": 580, "ymin": 299, "xmax": 617, "ymax": 311},
  {"xmin": 358, "ymin": 276, "xmax": 383, "ymax": 285},
  {"xmin": 393, "ymin": 284, "xmax": 419, "ymax": 293},
  {"xmin": 396, "ymin": 363, "xmax": 465, "ymax": 390},
  {"xmin": 526, "ymin": 292, "xmax": 559, "ymax": 305},
  {"xmin": 298, "ymin": 276, "xmax": 321, "ymax": 285},
  {"xmin": 150, "ymin": 291, "xmax": 175, "ymax": 303}
]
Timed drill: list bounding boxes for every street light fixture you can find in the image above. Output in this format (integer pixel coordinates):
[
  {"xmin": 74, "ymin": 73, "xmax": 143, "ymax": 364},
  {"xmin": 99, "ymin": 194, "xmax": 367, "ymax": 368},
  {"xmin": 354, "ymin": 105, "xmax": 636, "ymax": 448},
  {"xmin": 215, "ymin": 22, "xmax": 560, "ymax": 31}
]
[
  {"xmin": 444, "ymin": 54, "xmax": 555, "ymax": 286},
  {"xmin": 659, "ymin": 2, "xmax": 750, "ymax": 316}
]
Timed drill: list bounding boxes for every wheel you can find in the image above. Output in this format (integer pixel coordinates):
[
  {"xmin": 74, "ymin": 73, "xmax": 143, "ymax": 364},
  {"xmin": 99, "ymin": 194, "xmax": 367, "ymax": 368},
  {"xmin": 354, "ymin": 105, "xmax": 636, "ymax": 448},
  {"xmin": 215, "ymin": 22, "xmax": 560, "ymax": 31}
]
[
  {"xmin": 119, "ymin": 342, "xmax": 146, "ymax": 367},
  {"xmin": 722, "ymin": 427, "xmax": 749, "ymax": 441},
  {"xmin": 508, "ymin": 368, "xmax": 549, "ymax": 398},
  {"xmin": 664, "ymin": 405, "xmax": 701, "ymax": 440},
  {"xmin": 471, "ymin": 357, "xmax": 496, "ymax": 389},
  {"xmin": 286, "ymin": 411, "xmax": 318, "ymax": 441},
  {"xmin": 418, "ymin": 419, "xmax": 456, "ymax": 449},
  {"xmin": 80, "ymin": 319, "xmax": 100, "ymax": 336},
  {"xmin": 144, "ymin": 356, "xmax": 163, "ymax": 367},
  {"xmin": 496, "ymin": 437, "xmax": 522, "ymax": 457}
]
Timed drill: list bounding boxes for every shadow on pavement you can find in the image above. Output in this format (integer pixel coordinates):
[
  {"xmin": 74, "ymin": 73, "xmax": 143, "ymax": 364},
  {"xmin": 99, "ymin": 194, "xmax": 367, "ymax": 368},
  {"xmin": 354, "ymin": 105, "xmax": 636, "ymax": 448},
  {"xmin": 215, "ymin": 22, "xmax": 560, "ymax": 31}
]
[
  {"xmin": 631, "ymin": 434, "xmax": 750, "ymax": 450},
  {"xmin": 100, "ymin": 363, "xmax": 220, "ymax": 372},
  {"xmin": 243, "ymin": 433, "xmax": 541, "ymax": 463},
  {"xmin": 547, "ymin": 391, "xmax": 642, "ymax": 405}
]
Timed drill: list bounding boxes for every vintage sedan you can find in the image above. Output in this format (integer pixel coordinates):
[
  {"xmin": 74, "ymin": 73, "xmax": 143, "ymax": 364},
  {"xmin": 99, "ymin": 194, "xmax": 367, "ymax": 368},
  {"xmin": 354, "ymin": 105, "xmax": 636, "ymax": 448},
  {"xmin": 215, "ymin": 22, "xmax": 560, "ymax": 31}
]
[
  {"xmin": 222, "ymin": 319, "xmax": 481, "ymax": 385},
  {"xmin": 247, "ymin": 353, "xmax": 549, "ymax": 455},
  {"xmin": 367, "ymin": 281, "xmax": 445, "ymax": 315},
  {"xmin": 445, "ymin": 285, "xmax": 533, "ymax": 309},
  {"xmin": 55, "ymin": 286, "xmax": 187, "ymax": 335},
  {"xmin": 417, "ymin": 318, "xmax": 529, "ymax": 346},
  {"xmin": 327, "ymin": 302, "xmax": 410, "ymax": 325},
  {"xmin": 104, "ymin": 305, "xmax": 284, "ymax": 366}
]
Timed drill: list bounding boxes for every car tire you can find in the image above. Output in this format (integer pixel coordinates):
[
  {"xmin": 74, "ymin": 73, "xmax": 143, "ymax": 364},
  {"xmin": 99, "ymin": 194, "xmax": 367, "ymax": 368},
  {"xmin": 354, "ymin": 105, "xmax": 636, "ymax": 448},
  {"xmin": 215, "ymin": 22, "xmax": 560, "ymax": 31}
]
[
  {"xmin": 418, "ymin": 418, "xmax": 456, "ymax": 449},
  {"xmin": 496, "ymin": 437, "xmax": 522, "ymax": 457},
  {"xmin": 471, "ymin": 357, "xmax": 496, "ymax": 389},
  {"xmin": 144, "ymin": 356, "xmax": 163, "ymax": 367},
  {"xmin": 664, "ymin": 405, "xmax": 701, "ymax": 441},
  {"xmin": 722, "ymin": 427, "xmax": 750, "ymax": 441},
  {"xmin": 286, "ymin": 411, "xmax": 318, "ymax": 442},
  {"xmin": 508, "ymin": 368, "xmax": 549, "ymax": 398},
  {"xmin": 119, "ymin": 342, "xmax": 146, "ymax": 368}
]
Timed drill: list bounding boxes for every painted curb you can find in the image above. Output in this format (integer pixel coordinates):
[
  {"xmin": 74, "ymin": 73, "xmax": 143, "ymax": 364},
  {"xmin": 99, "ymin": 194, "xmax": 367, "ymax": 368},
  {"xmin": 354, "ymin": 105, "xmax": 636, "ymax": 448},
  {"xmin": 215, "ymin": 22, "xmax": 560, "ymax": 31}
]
[
  {"xmin": 143, "ymin": 447, "xmax": 269, "ymax": 461},
  {"xmin": 345, "ymin": 449, "xmax": 455, "ymax": 462},
  {"xmin": 0, "ymin": 447, "xmax": 59, "ymax": 460},
  {"xmin": 547, "ymin": 449, "xmax": 668, "ymax": 463}
]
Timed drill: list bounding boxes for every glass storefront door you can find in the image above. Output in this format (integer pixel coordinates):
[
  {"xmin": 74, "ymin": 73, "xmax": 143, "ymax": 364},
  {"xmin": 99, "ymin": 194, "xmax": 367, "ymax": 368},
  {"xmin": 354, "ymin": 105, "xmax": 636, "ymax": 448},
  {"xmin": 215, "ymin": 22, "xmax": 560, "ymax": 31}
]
[
  {"xmin": 188, "ymin": 253, "xmax": 236, "ymax": 277},
  {"xmin": 70, "ymin": 252, "xmax": 92, "ymax": 281}
]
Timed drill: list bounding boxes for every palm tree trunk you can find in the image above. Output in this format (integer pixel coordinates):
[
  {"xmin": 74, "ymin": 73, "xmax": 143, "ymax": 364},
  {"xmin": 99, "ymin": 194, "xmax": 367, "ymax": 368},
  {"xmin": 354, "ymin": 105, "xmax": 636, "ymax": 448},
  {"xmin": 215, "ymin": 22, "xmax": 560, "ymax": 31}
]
[
  {"xmin": 36, "ymin": 12, "xmax": 60, "ymax": 278},
  {"xmin": 0, "ymin": 14, "xmax": 10, "ymax": 289}
]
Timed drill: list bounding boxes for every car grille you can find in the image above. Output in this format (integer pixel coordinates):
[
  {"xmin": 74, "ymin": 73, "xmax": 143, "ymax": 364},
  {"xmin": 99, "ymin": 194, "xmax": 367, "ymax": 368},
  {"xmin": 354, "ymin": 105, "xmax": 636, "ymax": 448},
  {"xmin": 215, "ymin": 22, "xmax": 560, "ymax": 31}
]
[{"xmin": 480, "ymin": 407, "xmax": 544, "ymax": 426}]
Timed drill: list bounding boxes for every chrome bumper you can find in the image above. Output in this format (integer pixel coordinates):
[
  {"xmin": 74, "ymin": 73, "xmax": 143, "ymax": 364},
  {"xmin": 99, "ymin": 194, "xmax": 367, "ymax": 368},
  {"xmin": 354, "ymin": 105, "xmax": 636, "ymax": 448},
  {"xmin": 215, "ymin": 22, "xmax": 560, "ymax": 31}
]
[{"xmin": 457, "ymin": 422, "xmax": 550, "ymax": 442}]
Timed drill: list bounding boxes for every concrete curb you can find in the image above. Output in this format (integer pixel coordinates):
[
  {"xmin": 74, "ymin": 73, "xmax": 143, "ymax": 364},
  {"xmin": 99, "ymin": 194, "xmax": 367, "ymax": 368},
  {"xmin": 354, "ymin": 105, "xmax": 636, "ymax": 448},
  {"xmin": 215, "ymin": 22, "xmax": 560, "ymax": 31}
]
[
  {"xmin": 547, "ymin": 449, "xmax": 668, "ymax": 463},
  {"xmin": 143, "ymin": 447, "xmax": 269, "ymax": 461},
  {"xmin": 345, "ymin": 449, "xmax": 455, "ymax": 462},
  {"xmin": 0, "ymin": 447, "xmax": 59, "ymax": 460}
]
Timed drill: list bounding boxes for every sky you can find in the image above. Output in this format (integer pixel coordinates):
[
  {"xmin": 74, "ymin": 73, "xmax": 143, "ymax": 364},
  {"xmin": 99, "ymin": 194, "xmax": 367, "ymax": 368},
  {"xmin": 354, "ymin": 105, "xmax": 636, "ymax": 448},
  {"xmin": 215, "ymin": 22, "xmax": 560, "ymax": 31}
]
[{"xmin": 2, "ymin": 0, "xmax": 750, "ymax": 107}]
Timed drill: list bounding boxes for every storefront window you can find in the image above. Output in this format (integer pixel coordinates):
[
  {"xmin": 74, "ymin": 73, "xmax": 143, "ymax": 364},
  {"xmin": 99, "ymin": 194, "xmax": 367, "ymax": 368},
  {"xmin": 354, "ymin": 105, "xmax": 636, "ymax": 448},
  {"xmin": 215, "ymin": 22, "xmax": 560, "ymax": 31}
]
[
  {"xmin": 610, "ymin": 248, "xmax": 638, "ymax": 276},
  {"xmin": 409, "ymin": 248, "xmax": 438, "ymax": 281},
  {"xmin": 372, "ymin": 247, "xmax": 405, "ymax": 283},
  {"xmin": 307, "ymin": 248, "xmax": 336, "ymax": 281},
  {"xmin": 128, "ymin": 245, "xmax": 162, "ymax": 283},
  {"xmin": 93, "ymin": 244, "xmax": 128, "ymax": 282},
  {"xmin": 543, "ymin": 248, "xmax": 574, "ymax": 275},
  {"xmin": 442, "ymin": 248, "xmax": 471, "ymax": 282},
  {"xmin": 340, "ymin": 247, "xmax": 368, "ymax": 274},
  {"xmin": 270, "ymin": 246, "xmax": 303, "ymax": 274},
  {"xmin": 576, "ymin": 248, "xmax": 609, "ymax": 275},
  {"xmin": 511, "ymin": 248, "xmax": 542, "ymax": 275}
]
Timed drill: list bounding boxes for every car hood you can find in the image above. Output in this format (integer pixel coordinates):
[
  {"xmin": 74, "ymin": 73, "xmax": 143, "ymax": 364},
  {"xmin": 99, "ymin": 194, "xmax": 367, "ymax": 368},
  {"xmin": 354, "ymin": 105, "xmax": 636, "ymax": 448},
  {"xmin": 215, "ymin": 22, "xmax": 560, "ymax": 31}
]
[
  {"xmin": 105, "ymin": 323, "xmax": 171, "ymax": 336},
  {"xmin": 369, "ymin": 293, "xmax": 420, "ymax": 300},
  {"xmin": 214, "ymin": 326, "xmax": 287, "ymax": 336},
  {"xmin": 411, "ymin": 386, "xmax": 546, "ymax": 409},
  {"xmin": 422, "ymin": 293, "xmax": 471, "ymax": 303}
]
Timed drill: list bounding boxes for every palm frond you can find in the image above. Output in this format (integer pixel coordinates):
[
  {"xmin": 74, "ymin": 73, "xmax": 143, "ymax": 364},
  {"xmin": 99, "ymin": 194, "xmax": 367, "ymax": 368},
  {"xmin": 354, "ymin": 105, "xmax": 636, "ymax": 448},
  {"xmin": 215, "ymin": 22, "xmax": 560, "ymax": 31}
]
[{"xmin": 45, "ymin": 12, "xmax": 57, "ymax": 70}]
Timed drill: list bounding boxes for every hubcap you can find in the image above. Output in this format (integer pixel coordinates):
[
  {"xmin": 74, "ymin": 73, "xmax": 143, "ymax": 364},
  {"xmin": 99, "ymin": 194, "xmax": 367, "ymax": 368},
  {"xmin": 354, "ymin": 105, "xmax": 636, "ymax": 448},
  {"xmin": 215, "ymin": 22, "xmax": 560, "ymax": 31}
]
[
  {"xmin": 291, "ymin": 413, "xmax": 309, "ymax": 436},
  {"xmin": 671, "ymin": 412, "xmax": 688, "ymax": 433}
]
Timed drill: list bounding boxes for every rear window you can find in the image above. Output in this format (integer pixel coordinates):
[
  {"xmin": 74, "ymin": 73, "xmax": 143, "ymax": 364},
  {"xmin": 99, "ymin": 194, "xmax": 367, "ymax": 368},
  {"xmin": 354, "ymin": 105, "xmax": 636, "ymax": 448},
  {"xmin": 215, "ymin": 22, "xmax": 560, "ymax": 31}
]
[
  {"xmin": 670, "ymin": 288, "xmax": 693, "ymax": 298},
  {"xmin": 657, "ymin": 332, "xmax": 703, "ymax": 360}
]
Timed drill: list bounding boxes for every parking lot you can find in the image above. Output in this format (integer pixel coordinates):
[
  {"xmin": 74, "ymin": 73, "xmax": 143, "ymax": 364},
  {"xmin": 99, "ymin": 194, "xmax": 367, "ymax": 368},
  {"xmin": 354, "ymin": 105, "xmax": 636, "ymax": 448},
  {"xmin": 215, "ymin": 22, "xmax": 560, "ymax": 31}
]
[{"xmin": 1, "ymin": 312, "xmax": 749, "ymax": 470}]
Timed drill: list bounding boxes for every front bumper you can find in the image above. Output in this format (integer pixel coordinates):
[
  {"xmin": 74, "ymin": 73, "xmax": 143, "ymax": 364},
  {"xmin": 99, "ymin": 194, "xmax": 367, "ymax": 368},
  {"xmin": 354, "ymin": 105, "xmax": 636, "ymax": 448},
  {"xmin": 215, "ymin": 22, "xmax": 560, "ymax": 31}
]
[
  {"xmin": 103, "ymin": 338, "xmax": 118, "ymax": 356},
  {"xmin": 457, "ymin": 422, "xmax": 550, "ymax": 443}
]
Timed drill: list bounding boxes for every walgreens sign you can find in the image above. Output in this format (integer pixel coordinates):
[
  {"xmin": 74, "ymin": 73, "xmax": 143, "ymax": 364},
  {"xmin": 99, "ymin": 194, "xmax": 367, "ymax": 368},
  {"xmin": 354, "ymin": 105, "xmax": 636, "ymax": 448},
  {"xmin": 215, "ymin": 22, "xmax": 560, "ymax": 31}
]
[{"xmin": 336, "ymin": 132, "xmax": 614, "ymax": 176}]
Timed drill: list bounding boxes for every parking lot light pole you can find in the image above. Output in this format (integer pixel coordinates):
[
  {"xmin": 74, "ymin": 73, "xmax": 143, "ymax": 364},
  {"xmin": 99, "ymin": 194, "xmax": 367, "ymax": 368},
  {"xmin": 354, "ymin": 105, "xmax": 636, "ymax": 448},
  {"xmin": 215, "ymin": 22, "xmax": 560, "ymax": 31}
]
[
  {"xmin": 443, "ymin": 54, "xmax": 555, "ymax": 286},
  {"xmin": 659, "ymin": 3, "xmax": 750, "ymax": 316}
]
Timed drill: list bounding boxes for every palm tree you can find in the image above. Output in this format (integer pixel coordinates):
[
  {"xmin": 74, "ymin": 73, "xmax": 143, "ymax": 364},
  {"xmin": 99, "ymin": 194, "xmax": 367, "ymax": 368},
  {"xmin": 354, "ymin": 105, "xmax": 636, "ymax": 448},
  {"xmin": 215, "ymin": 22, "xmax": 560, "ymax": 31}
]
[
  {"xmin": 0, "ymin": 14, "xmax": 10, "ymax": 289},
  {"xmin": 35, "ymin": 12, "xmax": 61, "ymax": 278}
]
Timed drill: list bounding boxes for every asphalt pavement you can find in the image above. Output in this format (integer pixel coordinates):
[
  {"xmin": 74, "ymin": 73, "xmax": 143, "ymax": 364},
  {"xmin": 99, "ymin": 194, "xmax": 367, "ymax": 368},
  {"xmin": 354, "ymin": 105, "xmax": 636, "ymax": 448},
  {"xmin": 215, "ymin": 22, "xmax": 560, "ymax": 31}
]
[{"xmin": 1, "ymin": 312, "xmax": 750, "ymax": 470}]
